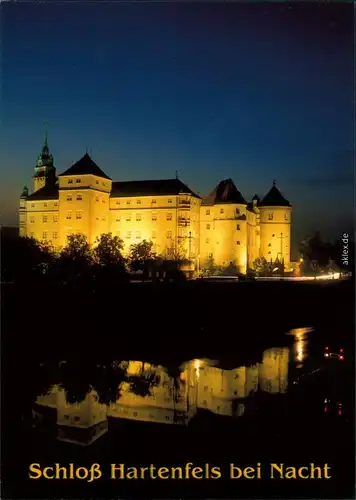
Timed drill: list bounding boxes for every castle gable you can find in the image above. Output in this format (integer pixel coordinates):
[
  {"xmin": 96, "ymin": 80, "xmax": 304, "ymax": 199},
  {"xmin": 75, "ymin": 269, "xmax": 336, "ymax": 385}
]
[
  {"xmin": 202, "ymin": 178, "xmax": 247, "ymax": 206},
  {"xmin": 260, "ymin": 185, "xmax": 291, "ymax": 207},
  {"xmin": 59, "ymin": 153, "xmax": 111, "ymax": 180}
]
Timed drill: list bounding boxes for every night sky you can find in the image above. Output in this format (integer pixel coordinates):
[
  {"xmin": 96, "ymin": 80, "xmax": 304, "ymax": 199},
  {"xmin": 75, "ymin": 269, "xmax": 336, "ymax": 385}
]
[{"xmin": 1, "ymin": 2, "xmax": 353, "ymax": 255}]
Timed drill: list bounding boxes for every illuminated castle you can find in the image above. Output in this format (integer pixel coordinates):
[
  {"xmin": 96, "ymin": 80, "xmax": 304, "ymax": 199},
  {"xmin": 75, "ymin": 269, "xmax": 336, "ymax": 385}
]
[{"xmin": 19, "ymin": 136, "xmax": 292, "ymax": 272}]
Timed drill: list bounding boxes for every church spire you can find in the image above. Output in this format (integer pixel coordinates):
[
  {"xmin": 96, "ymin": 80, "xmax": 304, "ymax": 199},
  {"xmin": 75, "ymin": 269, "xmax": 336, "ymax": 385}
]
[{"xmin": 43, "ymin": 122, "xmax": 48, "ymax": 150}]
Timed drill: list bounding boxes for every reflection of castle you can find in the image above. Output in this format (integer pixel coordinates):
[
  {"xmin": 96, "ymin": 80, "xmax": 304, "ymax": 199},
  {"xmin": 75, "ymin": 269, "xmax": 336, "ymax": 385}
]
[
  {"xmin": 35, "ymin": 348, "xmax": 289, "ymax": 445},
  {"xmin": 19, "ymin": 135, "xmax": 292, "ymax": 272}
]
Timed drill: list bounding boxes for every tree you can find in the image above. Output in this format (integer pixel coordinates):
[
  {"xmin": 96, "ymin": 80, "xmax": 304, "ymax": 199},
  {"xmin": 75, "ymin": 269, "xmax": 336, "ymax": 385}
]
[
  {"xmin": 200, "ymin": 256, "xmax": 224, "ymax": 277},
  {"xmin": 129, "ymin": 240, "xmax": 156, "ymax": 271},
  {"xmin": 52, "ymin": 233, "xmax": 93, "ymax": 283},
  {"xmin": 93, "ymin": 233, "xmax": 126, "ymax": 266}
]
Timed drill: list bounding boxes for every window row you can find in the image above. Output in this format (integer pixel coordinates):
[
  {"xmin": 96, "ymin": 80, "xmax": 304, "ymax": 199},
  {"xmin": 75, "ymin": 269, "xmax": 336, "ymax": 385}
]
[
  {"xmin": 205, "ymin": 239, "xmax": 240, "ymax": 245},
  {"xmin": 65, "ymin": 179, "xmax": 108, "ymax": 188},
  {"xmin": 30, "ymin": 215, "xmax": 59, "ymax": 223},
  {"xmin": 205, "ymin": 223, "xmax": 240, "ymax": 230},
  {"xmin": 115, "ymin": 198, "xmax": 173, "ymax": 206},
  {"xmin": 115, "ymin": 213, "xmax": 175, "ymax": 222},
  {"xmin": 30, "ymin": 232, "xmax": 58, "ymax": 240},
  {"xmin": 116, "ymin": 231, "xmax": 173, "ymax": 240},
  {"xmin": 66, "ymin": 194, "xmax": 83, "ymax": 201},
  {"xmin": 30, "ymin": 202, "xmax": 58, "ymax": 208},
  {"xmin": 205, "ymin": 208, "xmax": 241, "ymax": 216}
]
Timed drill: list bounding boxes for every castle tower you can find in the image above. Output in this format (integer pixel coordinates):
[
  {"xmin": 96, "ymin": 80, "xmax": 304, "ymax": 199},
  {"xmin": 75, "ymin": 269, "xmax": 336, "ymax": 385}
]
[
  {"xmin": 19, "ymin": 185, "xmax": 28, "ymax": 237},
  {"xmin": 200, "ymin": 179, "xmax": 248, "ymax": 273},
  {"xmin": 259, "ymin": 181, "xmax": 292, "ymax": 270},
  {"xmin": 33, "ymin": 127, "xmax": 56, "ymax": 193},
  {"xmin": 57, "ymin": 153, "xmax": 112, "ymax": 247}
]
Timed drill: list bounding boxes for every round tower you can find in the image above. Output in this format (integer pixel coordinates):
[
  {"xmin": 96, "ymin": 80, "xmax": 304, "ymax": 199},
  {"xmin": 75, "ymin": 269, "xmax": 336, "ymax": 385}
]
[
  {"xmin": 259, "ymin": 181, "xmax": 292, "ymax": 270},
  {"xmin": 19, "ymin": 185, "xmax": 28, "ymax": 237}
]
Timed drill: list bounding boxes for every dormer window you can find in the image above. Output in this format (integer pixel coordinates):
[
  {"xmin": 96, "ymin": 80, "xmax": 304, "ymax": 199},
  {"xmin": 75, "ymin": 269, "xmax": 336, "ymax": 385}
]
[
  {"xmin": 126, "ymin": 201, "xmax": 131, "ymax": 205},
  {"xmin": 68, "ymin": 180, "xmax": 73, "ymax": 184},
  {"xmin": 76, "ymin": 179, "xmax": 81, "ymax": 184},
  {"xmin": 77, "ymin": 194, "xmax": 82, "ymax": 201},
  {"xmin": 137, "ymin": 200, "xmax": 141, "ymax": 205},
  {"xmin": 67, "ymin": 196, "xmax": 72, "ymax": 201}
]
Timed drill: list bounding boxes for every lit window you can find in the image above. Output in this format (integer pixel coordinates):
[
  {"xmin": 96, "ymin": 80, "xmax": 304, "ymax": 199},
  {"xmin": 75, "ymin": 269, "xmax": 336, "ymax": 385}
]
[
  {"xmin": 53, "ymin": 215, "xmax": 58, "ymax": 222},
  {"xmin": 268, "ymin": 213, "xmax": 273, "ymax": 220},
  {"xmin": 137, "ymin": 199, "xmax": 141, "ymax": 205},
  {"xmin": 76, "ymin": 212, "xmax": 82, "ymax": 219},
  {"xmin": 206, "ymin": 209, "xmax": 210, "ymax": 215},
  {"xmin": 206, "ymin": 224, "xmax": 210, "ymax": 230},
  {"xmin": 54, "ymin": 202, "xmax": 58, "ymax": 207},
  {"xmin": 126, "ymin": 231, "xmax": 131, "ymax": 239},
  {"xmin": 66, "ymin": 211, "xmax": 72, "ymax": 219},
  {"xmin": 30, "ymin": 217, "xmax": 35, "ymax": 223},
  {"xmin": 53, "ymin": 232, "xmax": 58, "ymax": 239},
  {"xmin": 152, "ymin": 214, "xmax": 157, "ymax": 221},
  {"xmin": 206, "ymin": 238, "xmax": 209, "ymax": 244},
  {"xmin": 136, "ymin": 214, "xmax": 142, "ymax": 221},
  {"xmin": 68, "ymin": 180, "xmax": 73, "ymax": 184},
  {"xmin": 67, "ymin": 196, "xmax": 72, "ymax": 201},
  {"xmin": 285, "ymin": 214, "xmax": 288, "ymax": 221},
  {"xmin": 268, "ymin": 251, "xmax": 271, "ymax": 255},
  {"xmin": 133, "ymin": 412, "xmax": 138, "ymax": 417},
  {"xmin": 31, "ymin": 203, "xmax": 35, "ymax": 208},
  {"xmin": 126, "ymin": 215, "xmax": 131, "ymax": 222},
  {"xmin": 126, "ymin": 200, "xmax": 130, "ymax": 205},
  {"xmin": 116, "ymin": 216, "xmax": 121, "ymax": 222},
  {"xmin": 272, "ymin": 234, "xmax": 275, "ymax": 237},
  {"xmin": 152, "ymin": 231, "xmax": 157, "ymax": 239},
  {"xmin": 96, "ymin": 180, "xmax": 99, "ymax": 184},
  {"xmin": 152, "ymin": 199, "xmax": 156, "ymax": 204},
  {"xmin": 43, "ymin": 215, "xmax": 48, "ymax": 223},
  {"xmin": 96, "ymin": 196, "xmax": 99, "ymax": 202},
  {"xmin": 236, "ymin": 208, "xmax": 240, "ymax": 215},
  {"xmin": 30, "ymin": 232, "xmax": 35, "ymax": 238},
  {"xmin": 77, "ymin": 194, "xmax": 82, "ymax": 201},
  {"xmin": 167, "ymin": 231, "xmax": 172, "ymax": 239},
  {"xmin": 268, "ymin": 243, "xmax": 271, "ymax": 247},
  {"xmin": 43, "ymin": 232, "xmax": 48, "ymax": 240},
  {"xmin": 44, "ymin": 203, "xmax": 47, "ymax": 208},
  {"xmin": 76, "ymin": 179, "xmax": 80, "ymax": 184},
  {"xmin": 168, "ymin": 199, "xmax": 172, "ymax": 204},
  {"xmin": 220, "ymin": 208, "xmax": 224, "ymax": 214},
  {"xmin": 236, "ymin": 224, "xmax": 240, "ymax": 230},
  {"xmin": 116, "ymin": 200, "xmax": 120, "ymax": 205},
  {"xmin": 167, "ymin": 213, "xmax": 172, "ymax": 221},
  {"xmin": 236, "ymin": 241, "xmax": 240, "ymax": 245}
]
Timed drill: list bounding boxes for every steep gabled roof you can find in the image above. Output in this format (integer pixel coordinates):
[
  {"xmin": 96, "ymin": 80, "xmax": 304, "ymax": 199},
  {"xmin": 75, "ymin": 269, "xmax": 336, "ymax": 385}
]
[
  {"xmin": 110, "ymin": 178, "xmax": 200, "ymax": 198},
  {"xmin": 260, "ymin": 183, "xmax": 291, "ymax": 207},
  {"xmin": 59, "ymin": 153, "xmax": 111, "ymax": 180},
  {"xmin": 202, "ymin": 178, "xmax": 247, "ymax": 206},
  {"xmin": 27, "ymin": 183, "xmax": 59, "ymax": 201}
]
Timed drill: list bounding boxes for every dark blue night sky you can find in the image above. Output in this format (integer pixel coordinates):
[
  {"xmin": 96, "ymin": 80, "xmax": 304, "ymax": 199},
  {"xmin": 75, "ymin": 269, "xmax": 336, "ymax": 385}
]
[{"xmin": 1, "ymin": 2, "xmax": 353, "ymax": 254}]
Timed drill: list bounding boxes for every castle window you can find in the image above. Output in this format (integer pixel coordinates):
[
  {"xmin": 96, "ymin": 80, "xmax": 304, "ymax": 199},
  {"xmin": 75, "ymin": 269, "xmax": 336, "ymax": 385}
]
[
  {"xmin": 204, "ymin": 385, "xmax": 208, "ymax": 392},
  {"xmin": 152, "ymin": 199, "xmax": 156, "ymax": 204},
  {"xmin": 96, "ymin": 196, "xmax": 99, "ymax": 202},
  {"xmin": 53, "ymin": 232, "xmax": 58, "ymax": 239},
  {"xmin": 30, "ymin": 217, "xmax": 35, "ymax": 223},
  {"xmin": 136, "ymin": 231, "xmax": 141, "ymax": 239},
  {"xmin": 133, "ymin": 412, "xmax": 138, "ymax": 417},
  {"xmin": 236, "ymin": 208, "xmax": 240, "ymax": 215},
  {"xmin": 152, "ymin": 231, "xmax": 157, "ymax": 239},
  {"xmin": 53, "ymin": 215, "xmax": 58, "ymax": 223},
  {"xmin": 76, "ymin": 194, "xmax": 82, "ymax": 201},
  {"xmin": 216, "ymin": 406, "xmax": 220, "ymax": 412},
  {"xmin": 136, "ymin": 214, "xmax": 142, "ymax": 221},
  {"xmin": 167, "ymin": 231, "xmax": 172, "ymax": 239},
  {"xmin": 43, "ymin": 215, "xmax": 48, "ymax": 223},
  {"xmin": 116, "ymin": 200, "xmax": 120, "ymax": 205},
  {"xmin": 116, "ymin": 216, "xmax": 121, "ymax": 222},
  {"xmin": 30, "ymin": 232, "xmax": 35, "ymax": 238},
  {"xmin": 76, "ymin": 179, "xmax": 81, "ymax": 184},
  {"xmin": 206, "ymin": 209, "xmax": 210, "ymax": 215},
  {"xmin": 206, "ymin": 224, "xmax": 210, "ymax": 230},
  {"xmin": 236, "ymin": 241, "xmax": 240, "ymax": 245},
  {"xmin": 167, "ymin": 213, "xmax": 172, "ymax": 221},
  {"xmin": 31, "ymin": 203, "xmax": 35, "ymax": 208},
  {"xmin": 126, "ymin": 231, "xmax": 131, "ymax": 239},
  {"xmin": 206, "ymin": 238, "xmax": 209, "ymax": 244},
  {"xmin": 68, "ymin": 180, "xmax": 73, "ymax": 184},
  {"xmin": 285, "ymin": 214, "xmax": 288, "ymax": 221},
  {"xmin": 76, "ymin": 211, "xmax": 82, "ymax": 219},
  {"xmin": 137, "ymin": 200, "xmax": 141, "ymax": 205},
  {"xmin": 268, "ymin": 213, "xmax": 273, "ymax": 220},
  {"xmin": 220, "ymin": 208, "xmax": 224, "ymax": 214},
  {"xmin": 44, "ymin": 203, "xmax": 47, "ymax": 208},
  {"xmin": 268, "ymin": 251, "xmax": 271, "ymax": 255},
  {"xmin": 268, "ymin": 243, "xmax": 271, "ymax": 247},
  {"xmin": 125, "ymin": 214, "xmax": 131, "ymax": 222},
  {"xmin": 43, "ymin": 232, "xmax": 48, "ymax": 240},
  {"xmin": 165, "ymin": 416, "xmax": 170, "ymax": 421},
  {"xmin": 236, "ymin": 224, "xmax": 240, "ymax": 230},
  {"xmin": 126, "ymin": 200, "xmax": 131, "ymax": 205},
  {"xmin": 66, "ymin": 196, "xmax": 72, "ymax": 201},
  {"xmin": 96, "ymin": 180, "xmax": 99, "ymax": 184},
  {"xmin": 272, "ymin": 234, "xmax": 275, "ymax": 237},
  {"xmin": 54, "ymin": 202, "xmax": 58, "ymax": 207},
  {"xmin": 168, "ymin": 199, "xmax": 172, "ymax": 204},
  {"xmin": 152, "ymin": 214, "xmax": 157, "ymax": 221},
  {"xmin": 66, "ymin": 211, "xmax": 72, "ymax": 219}
]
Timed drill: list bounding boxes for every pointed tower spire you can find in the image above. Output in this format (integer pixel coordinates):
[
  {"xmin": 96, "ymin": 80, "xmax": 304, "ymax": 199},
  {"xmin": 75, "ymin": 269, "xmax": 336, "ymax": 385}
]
[
  {"xmin": 273, "ymin": 179, "xmax": 276, "ymax": 187},
  {"xmin": 44, "ymin": 122, "xmax": 48, "ymax": 149}
]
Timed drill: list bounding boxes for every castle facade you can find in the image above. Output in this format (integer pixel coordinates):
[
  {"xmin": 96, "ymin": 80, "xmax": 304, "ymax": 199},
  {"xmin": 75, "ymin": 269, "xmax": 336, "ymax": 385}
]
[{"xmin": 19, "ymin": 137, "xmax": 292, "ymax": 273}]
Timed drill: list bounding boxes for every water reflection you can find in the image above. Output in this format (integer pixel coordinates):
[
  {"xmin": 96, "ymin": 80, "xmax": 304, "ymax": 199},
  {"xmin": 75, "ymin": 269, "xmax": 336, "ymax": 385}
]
[
  {"xmin": 289, "ymin": 327, "xmax": 313, "ymax": 367},
  {"xmin": 33, "ymin": 343, "xmax": 299, "ymax": 446}
]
